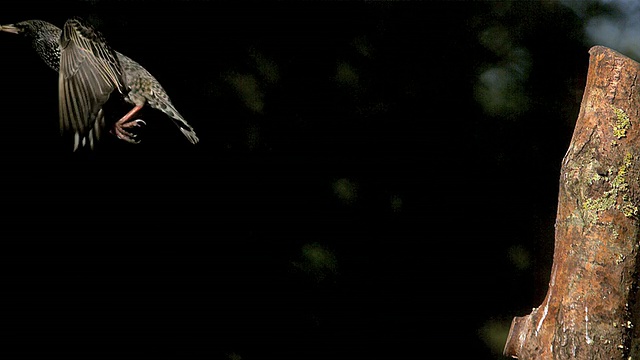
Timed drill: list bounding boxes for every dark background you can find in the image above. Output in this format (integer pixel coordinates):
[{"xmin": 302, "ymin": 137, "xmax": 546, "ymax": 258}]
[{"xmin": 0, "ymin": 1, "xmax": 628, "ymax": 358}]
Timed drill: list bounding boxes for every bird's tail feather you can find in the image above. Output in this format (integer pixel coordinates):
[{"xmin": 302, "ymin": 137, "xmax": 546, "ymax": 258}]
[
  {"xmin": 173, "ymin": 119, "xmax": 199, "ymax": 144},
  {"xmin": 180, "ymin": 128, "xmax": 199, "ymax": 144}
]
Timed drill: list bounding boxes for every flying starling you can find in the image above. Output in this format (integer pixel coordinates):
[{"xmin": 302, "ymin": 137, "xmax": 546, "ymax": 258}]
[{"xmin": 1, "ymin": 18, "xmax": 199, "ymax": 150}]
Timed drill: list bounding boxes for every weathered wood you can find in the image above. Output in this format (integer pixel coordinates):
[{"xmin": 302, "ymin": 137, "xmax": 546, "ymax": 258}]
[{"xmin": 504, "ymin": 46, "xmax": 639, "ymax": 359}]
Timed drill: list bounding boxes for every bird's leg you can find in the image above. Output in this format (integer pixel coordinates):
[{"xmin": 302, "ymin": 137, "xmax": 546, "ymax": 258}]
[{"xmin": 112, "ymin": 105, "xmax": 147, "ymax": 144}]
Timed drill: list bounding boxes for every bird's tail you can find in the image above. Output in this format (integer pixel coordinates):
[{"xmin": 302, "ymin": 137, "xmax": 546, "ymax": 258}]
[{"xmin": 174, "ymin": 120, "xmax": 199, "ymax": 144}]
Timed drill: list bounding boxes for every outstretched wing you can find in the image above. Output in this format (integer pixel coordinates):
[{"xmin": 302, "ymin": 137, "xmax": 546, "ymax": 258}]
[{"xmin": 58, "ymin": 17, "xmax": 126, "ymax": 150}]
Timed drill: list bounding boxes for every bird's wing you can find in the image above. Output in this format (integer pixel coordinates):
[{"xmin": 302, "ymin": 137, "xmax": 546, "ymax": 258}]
[{"xmin": 58, "ymin": 17, "xmax": 126, "ymax": 149}]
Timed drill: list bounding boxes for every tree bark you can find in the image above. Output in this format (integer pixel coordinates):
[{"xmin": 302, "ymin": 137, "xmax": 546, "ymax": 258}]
[{"xmin": 503, "ymin": 46, "xmax": 640, "ymax": 359}]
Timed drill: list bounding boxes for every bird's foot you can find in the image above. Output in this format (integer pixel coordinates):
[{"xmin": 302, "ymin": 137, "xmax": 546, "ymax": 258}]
[
  {"xmin": 112, "ymin": 119, "xmax": 146, "ymax": 144},
  {"xmin": 120, "ymin": 119, "xmax": 146, "ymax": 129}
]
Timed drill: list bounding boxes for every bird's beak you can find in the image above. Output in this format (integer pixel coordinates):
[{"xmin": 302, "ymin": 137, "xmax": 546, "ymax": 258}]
[{"xmin": 0, "ymin": 24, "xmax": 20, "ymax": 34}]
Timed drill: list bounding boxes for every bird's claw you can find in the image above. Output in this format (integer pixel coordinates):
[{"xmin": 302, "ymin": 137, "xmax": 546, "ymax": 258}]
[
  {"xmin": 120, "ymin": 119, "xmax": 146, "ymax": 129},
  {"xmin": 114, "ymin": 129, "xmax": 140, "ymax": 144},
  {"xmin": 112, "ymin": 118, "xmax": 145, "ymax": 144}
]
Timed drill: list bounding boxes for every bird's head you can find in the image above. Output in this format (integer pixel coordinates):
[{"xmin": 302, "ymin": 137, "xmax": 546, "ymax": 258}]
[
  {"xmin": 1, "ymin": 20, "xmax": 55, "ymax": 35},
  {"xmin": 1, "ymin": 20, "xmax": 62, "ymax": 71}
]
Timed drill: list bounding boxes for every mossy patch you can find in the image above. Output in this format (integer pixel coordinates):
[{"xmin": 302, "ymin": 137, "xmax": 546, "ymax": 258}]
[
  {"xmin": 610, "ymin": 106, "xmax": 631, "ymax": 145},
  {"xmin": 582, "ymin": 152, "xmax": 637, "ymax": 221}
]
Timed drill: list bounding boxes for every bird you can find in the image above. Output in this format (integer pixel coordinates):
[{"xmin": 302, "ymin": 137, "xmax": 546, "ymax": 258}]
[{"xmin": 0, "ymin": 18, "xmax": 199, "ymax": 151}]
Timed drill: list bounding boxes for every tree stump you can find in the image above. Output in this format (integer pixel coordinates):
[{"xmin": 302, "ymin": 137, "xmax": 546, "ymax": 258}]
[{"xmin": 503, "ymin": 46, "xmax": 639, "ymax": 359}]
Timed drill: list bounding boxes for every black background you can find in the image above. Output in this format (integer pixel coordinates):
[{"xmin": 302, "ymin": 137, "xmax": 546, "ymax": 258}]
[{"xmin": 1, "ymin": 1, "xmax": 593, "ymax": 359}]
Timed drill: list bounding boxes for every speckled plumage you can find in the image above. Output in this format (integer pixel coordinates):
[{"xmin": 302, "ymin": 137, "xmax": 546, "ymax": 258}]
[{"xmin": 1, "ymin": 18, "xmax": 199, "ymax": 150}]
